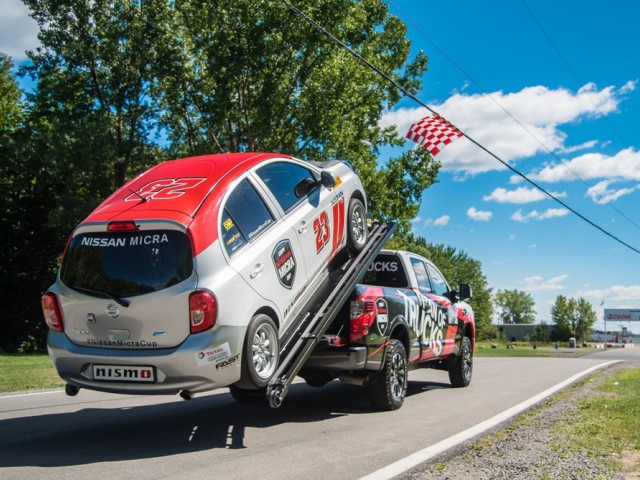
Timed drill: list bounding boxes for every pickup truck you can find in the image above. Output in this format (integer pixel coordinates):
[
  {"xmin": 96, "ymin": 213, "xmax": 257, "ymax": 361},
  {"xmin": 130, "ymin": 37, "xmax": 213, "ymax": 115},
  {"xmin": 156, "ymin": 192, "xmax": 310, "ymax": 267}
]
[{"xmin": 301, "ymin": 249, "xmax": 475, "ymax": 410}]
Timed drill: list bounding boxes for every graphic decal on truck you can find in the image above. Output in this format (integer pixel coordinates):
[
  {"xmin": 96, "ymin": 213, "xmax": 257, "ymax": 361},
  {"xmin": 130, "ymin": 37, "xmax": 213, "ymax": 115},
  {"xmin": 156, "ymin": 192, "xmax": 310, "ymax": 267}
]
[
  {"xmin": 272, "ymin": 240, "xmax": 297, "ymax": 289},
  {"xmin": 397, "ymin": 290, "xmax": 448, "ymax": 357}
]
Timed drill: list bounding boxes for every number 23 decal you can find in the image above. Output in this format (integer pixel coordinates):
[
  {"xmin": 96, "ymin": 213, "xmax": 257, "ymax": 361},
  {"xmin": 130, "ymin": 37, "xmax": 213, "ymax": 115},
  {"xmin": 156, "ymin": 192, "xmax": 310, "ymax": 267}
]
[{"xmin": 312, "ymin": 196, "xmax": 345, "ymax": 255}]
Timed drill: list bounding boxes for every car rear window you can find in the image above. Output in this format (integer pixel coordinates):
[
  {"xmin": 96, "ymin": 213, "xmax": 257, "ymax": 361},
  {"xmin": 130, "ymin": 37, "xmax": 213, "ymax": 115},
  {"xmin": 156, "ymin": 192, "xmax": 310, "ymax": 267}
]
[
  {"xmin": 60, "ymin": 230, "xmax": 193, "ymax": 297},
  {"xmin": 362, "ymin": 254, "xmax": 408, "ymax": 288}
]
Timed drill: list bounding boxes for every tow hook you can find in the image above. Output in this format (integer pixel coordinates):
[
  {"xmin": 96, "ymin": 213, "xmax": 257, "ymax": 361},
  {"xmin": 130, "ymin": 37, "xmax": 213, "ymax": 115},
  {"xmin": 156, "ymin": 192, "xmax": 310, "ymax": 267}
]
[
  {"xmin": 179, "ymin": 390, "xmax": 195, "ymax": 401},
  {"xmin": 65, "ymin": 384, "xmax": 80, "ymax": 396}
]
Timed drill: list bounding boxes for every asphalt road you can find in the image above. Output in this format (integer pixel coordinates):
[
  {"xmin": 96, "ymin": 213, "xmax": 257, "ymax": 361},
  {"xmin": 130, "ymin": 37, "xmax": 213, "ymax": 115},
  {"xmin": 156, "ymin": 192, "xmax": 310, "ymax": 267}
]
[{"xmin": 0, "ymin": 349, "xmax": 634, "ymax": 480}]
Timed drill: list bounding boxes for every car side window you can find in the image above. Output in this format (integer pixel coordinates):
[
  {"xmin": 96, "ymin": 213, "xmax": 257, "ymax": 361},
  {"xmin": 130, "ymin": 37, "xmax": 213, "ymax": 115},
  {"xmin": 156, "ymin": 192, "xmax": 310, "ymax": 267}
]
[
  {"xmin": 426, "ymin": 262, "xmax": 449, "ymax": 296},
  {"xmin": 221, "ymin": 178, "xmax": 274, "ymax": 256},
  {"xmin": 256, "ymin": 161, "xmax": 316, "ymax": 213},
  {"xmin": 410, "ymin": 257, "xmax": 432, "ymax": 293}
]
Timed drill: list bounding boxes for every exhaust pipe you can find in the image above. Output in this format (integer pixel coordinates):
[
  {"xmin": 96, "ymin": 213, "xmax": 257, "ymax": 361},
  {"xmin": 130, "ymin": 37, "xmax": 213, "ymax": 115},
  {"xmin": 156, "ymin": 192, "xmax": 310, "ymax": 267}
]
[
  {"xmin": 179, "ymin": 390, "xmax": 195, "ymax": 401},
  {"xmin": 65, "ymin": 384, "xmax": 80, "ymax": 396}
]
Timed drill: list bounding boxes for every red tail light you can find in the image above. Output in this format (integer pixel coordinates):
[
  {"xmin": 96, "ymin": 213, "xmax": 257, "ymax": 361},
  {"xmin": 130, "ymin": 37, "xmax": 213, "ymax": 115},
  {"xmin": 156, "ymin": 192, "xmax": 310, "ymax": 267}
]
[
  {"xmin": 189, "ymin": 290, "xmax": 217, "ymax": 333},
  {"xmin": 42, "ymin": 292, "xmax": 64, "ymax": 332},
  {"xmin": 107, "ymin": 221, "xmax": 139, "ymax": 231},
  {"xmin": 350, "ymin": 299, "xmax": 376, "ymax": 342}
]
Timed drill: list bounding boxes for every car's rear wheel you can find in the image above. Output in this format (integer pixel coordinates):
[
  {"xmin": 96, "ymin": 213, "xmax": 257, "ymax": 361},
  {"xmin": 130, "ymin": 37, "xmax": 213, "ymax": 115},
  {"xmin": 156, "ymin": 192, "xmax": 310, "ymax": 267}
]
[
  {"xmin": 366, "ymin": 339, "xmax": 407, "ymax": 410},
  {"xmin": 236, "ymin": 314, "xmax": 279, "ymax": 389},
  {"xmin": 448, "ymin": 336, "xmax": 473, "ymax": 387},
  {"xmin": 347, "ymin": 197, "xmax": 368, "ymax": 253}
]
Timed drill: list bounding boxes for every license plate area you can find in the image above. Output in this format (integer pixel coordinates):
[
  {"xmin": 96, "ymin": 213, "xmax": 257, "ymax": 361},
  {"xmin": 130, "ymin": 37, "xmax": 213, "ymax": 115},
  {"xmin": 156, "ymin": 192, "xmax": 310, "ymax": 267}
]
[{"xmin": 92, "ymin": 364, "xmax": 156, "ymax": 383}]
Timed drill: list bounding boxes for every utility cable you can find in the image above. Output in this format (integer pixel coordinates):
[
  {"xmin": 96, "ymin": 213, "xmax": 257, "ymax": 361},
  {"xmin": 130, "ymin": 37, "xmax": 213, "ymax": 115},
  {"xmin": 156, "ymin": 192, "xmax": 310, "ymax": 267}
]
[{"xmin": 279, "ymin": 0, "xmax": 640, "ymax": 256}]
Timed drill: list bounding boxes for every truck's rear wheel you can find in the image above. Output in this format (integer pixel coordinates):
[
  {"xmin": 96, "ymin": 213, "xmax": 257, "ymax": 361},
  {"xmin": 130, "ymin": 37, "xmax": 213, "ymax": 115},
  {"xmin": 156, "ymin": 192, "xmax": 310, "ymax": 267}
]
[
  {"xmin": 347, "ymin": 198, "xmax": 368, "ymax": 253},
  {"xmin": 448, "ymin": 336, "xmax": 473, "ymax": 387},
  {"xmin": 366, "ymin": 339, "xmax": 407, "ymax": 410},
  {"xmin": 236, "ymin": 314, "xmax": 279, "ymax": 389}
]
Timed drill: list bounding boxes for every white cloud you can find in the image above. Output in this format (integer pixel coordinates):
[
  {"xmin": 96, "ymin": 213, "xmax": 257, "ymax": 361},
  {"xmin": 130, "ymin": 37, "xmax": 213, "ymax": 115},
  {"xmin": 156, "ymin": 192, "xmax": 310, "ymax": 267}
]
[
  {"xmin": 511, "ymin": 208, "xmax": 570, "ymax": 222},
  {"xmin": 556, "ymin": 140, "xmax": 598, "ymax": 154},
  {"xmin": 483, "ymin": 186, "xmax": 566, "ymax": 204},
  {"xmin": 433, "ymin": 215, "xmax": 450, "ymax": 227},
  {"xmin": 585, "ymin": 180, "xmax": 640, "ymax": 204},
  {"xmin": 528, "ymin": 147, "xmax": 640, "ymax": 183},
  {"xmin": 577, "ymin": 285, "xmax": 640, "ymax": 303},
  {"xmin": 0, "ymin": 0, "xmax": 40, "ymax": 61},
  {"xmin": 521, "ymin": 274, "xmax": 569, "ymax": 292},
  {"xmin": 467, "ymin": 207, "xmax": 492, "ymax": 221},
  {"xmin": 380, "ymin": 82, "xmax": 635, "ymax": 175}
]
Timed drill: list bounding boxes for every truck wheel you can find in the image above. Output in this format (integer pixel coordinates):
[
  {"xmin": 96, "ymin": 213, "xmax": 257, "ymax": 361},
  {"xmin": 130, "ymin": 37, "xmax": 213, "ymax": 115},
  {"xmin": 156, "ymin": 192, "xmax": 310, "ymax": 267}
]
[
  {"xmin": 229, "ymin": 385, "xmax": 267, "ymax": 403},
  {"xmin": 236, "ymin": 314, "xmax": 279, "ymax": 389},
  {"xmin": 448, "ymin": 336, "xmax": 473, "ymax": 387},
  {"xmin": 366, "ymin": 339, "xmax": 407, "ymax": 411},
  {"xmin": 347, "ymin": 198, "xmax": 368, "ymax": 253}
]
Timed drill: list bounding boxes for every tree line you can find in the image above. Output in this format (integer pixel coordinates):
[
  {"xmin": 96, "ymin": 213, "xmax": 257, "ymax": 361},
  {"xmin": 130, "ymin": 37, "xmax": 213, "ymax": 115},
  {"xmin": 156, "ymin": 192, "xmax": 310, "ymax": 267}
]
[{"xmin": 1, "ymin": 0, "xmax": 500, "ymax": 352}]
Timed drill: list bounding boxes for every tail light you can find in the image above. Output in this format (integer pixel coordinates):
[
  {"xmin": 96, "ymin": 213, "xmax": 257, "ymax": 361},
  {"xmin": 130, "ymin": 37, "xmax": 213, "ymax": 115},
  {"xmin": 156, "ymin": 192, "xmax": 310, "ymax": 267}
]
[
  {"xmin": 189, "ymin": 290, "xmax": 217, "ymax": 333},
  {"xmin": 107, "ymin": 221, "xmax": 139, "ymax": 231},
  {"xmin": 42, "ymin": 292, "xmax": 64, "ymax": 332},
  {"xmin": 350, "ymin": 299, "xmax": 375, "ymax": 343}
]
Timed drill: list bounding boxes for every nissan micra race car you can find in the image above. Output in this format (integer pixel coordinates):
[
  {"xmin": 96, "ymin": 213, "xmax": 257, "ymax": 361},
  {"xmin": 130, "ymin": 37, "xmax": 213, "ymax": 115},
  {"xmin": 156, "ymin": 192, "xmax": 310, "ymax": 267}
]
[{"xmin": 42, "ymin": 153, "xmax": 368, "ymax": 400}]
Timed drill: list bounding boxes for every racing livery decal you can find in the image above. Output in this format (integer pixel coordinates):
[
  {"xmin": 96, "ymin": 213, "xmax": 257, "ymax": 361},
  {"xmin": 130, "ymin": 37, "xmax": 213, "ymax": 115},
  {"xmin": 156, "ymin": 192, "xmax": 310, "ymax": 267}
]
[
  {"xmin": 375, "ymin": 298, "xmax": 388, "ymax": 334},
  {"xmin": 397, "ymin": 290, "xmax": 448, "ymax": 357},
  {"xmin": 124, "ymin": 177, "xmax": 206, "ymax": 202},
  {"xmin": 272, "ymin": 240, "xmax": 297, "ymax": 289}
]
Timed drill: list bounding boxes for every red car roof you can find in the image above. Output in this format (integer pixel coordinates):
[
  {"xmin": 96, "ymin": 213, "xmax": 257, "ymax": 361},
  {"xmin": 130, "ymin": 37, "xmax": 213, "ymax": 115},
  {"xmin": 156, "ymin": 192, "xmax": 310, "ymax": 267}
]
[{"xmin": 82, "ymin": 152, "xmax": 293, "ymax": 255}]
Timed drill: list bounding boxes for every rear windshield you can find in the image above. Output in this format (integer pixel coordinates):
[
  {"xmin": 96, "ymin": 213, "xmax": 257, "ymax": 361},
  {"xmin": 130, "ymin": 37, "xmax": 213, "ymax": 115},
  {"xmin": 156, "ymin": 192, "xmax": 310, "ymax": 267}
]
[
  {"xmin": 61, "ymin": 230, "xmax": 193, "ymax": 297},
  {"xmin": 362, "ymin": 254, "xmax": 408, "ymax": 288}
]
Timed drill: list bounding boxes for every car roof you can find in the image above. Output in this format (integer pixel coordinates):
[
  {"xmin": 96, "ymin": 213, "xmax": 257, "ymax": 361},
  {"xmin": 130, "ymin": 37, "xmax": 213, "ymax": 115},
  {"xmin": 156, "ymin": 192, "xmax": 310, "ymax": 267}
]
[{"xmin": 84, "ymin": 152, "xmax": 293, "ymax": 225}]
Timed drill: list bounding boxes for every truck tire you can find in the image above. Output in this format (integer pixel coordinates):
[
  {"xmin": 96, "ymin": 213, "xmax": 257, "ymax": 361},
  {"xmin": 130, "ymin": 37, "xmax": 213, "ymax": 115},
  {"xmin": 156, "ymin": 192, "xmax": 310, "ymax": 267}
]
[
  {"xmin": 236, "ymin": 314, "xmax": 279, "ymax": 389},
  {"xmin": 366, "ymin": 339, "xmax": 408, "ymax": 411},
  {"xmin": 347, "ymin": 198, "xmax": 368, "ymax": 253},
  {"xmin": 448, "ymin": 336, "xmax": 473, "ymax": 387}
]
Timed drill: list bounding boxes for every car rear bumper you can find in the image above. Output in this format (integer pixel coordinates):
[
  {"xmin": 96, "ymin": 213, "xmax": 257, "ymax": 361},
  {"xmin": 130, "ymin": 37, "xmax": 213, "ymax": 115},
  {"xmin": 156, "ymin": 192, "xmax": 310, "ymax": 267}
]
[{"xmin": 47, "ymin": 326, "xmax": 245, "ymax": 395}]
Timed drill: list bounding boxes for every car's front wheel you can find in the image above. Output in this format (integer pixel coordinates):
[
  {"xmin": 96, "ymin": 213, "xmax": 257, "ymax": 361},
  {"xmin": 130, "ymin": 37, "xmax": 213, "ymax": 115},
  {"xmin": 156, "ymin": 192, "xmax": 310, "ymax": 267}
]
[
  {"xmin": 347, "ymin": 197, "xmax": 368, "ymax": 253},
  {"xmin": 236, "ymin": 314, "xmax": 279, "ymax": 389}
]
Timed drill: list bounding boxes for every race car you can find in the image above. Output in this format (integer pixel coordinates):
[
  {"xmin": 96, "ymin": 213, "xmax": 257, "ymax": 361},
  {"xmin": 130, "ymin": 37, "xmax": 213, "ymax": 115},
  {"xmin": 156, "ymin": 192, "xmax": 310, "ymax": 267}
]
[{"xmin": 42, "ymin": 152, "xmax": 368, "ymax": 399}]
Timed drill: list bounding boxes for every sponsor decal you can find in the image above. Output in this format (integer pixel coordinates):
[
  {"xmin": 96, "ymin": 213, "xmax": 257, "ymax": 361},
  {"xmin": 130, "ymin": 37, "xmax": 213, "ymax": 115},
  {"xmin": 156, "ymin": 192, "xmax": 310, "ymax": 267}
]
[
  {"xmin": 86, "ymin": 338, "xmax": 159, "ymax": 347},
  {"xmin": 80, "ymin": 234, "xmax": 170, "ymax": 248},
  {"xmin": 72, "ymin": 328, "xmax": 90, "ymax": 335},
  {"xmin": 368, "ymin": 261, "xmax": 399, "ymax": 272},
  {"xmin": 248, "ymin": 218, "xmax": 272, "ymax": 239},
  {"xmin": 93, "ymin": 365, "xmax": 155, "ymax": 382},
  {"xmin": 124, "ymin": 177, "xmax": 206, "ymax": 202},
  {"xmin": 283, "ymin": 284, "xmax": 308, "ymax": 319},
  {"xmin": 272, "ymin": 240, "xmax": 297, "ymax": 289},
  {"xmin": 223, "ymin": 218, "xmax": 234, "ymax": 231},
  {"xmin": 397, "ymin": 290, "xmax": 448, "ymax": 357},
  {"xmin": 332, "ymin": 176, "xmax": 343, "ymax": 190},
  {"xmin": 216, "ymin": 353, "xmax": 240, "ymax": 370},
  {"xmin": 376, "ymin": 298, "xmax": 389, "ymax": 335},
  {"xmin": 196, "ymin": 342, "xmax": 231, "ymax": 367}
]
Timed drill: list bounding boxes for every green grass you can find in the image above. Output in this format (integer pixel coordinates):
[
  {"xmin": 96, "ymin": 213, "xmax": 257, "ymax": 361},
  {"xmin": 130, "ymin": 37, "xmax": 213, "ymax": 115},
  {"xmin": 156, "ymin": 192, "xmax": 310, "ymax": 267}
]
[
  {"xmin": 0, "ymin": 355, "xmax": 65, "ymax": 393},
  {"xmin": 474, "ymin": 341, "xmax": 596, "ymax": 358},
  {"xmin": 553, "ymin": 368, "xmax": 640, "ymax": 473}
]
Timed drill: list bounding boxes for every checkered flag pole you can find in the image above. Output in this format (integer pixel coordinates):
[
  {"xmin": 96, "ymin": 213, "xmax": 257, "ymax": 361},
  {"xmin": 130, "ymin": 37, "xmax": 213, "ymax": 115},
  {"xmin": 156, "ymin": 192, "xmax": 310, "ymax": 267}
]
[{"xmin": 405, "ymin": 114, "xmax": 464, "ymax": 156}]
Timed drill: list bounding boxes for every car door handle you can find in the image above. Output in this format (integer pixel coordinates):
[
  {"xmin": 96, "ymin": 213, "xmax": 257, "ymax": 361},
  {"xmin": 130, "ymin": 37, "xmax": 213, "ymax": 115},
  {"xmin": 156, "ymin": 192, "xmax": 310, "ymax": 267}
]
[
  {"xmin": 297, "ymin": 221, "xmax": 308, "ymax": 234},
  {"xmin": 250, "ymin": 264, "xmax": 264, "ymax": 279}
]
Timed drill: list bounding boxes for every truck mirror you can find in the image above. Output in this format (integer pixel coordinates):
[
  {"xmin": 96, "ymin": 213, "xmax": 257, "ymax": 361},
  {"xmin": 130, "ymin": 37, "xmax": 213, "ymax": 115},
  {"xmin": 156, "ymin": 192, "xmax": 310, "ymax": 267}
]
[{"xmin": 458, "ymin": 283, "xmax": 472, "ymax": 301}]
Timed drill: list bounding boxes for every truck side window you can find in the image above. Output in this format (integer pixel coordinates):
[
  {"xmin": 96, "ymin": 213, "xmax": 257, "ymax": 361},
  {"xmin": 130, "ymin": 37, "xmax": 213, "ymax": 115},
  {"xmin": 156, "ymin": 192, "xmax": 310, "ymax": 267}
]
[
  {"xmin": 221, "ymin": 178, "xmax": 274, "ymax": 256},
  {"xmin": 410, "ymin": 257, "xmax": 432, "ymax": 293},
  {"xmin": 256, "ymin": 161, "xmax": 317, "ymax": 213},
  {"xmin": 426, "ymin": 262, "xmax": 449, "ymax": 296}
]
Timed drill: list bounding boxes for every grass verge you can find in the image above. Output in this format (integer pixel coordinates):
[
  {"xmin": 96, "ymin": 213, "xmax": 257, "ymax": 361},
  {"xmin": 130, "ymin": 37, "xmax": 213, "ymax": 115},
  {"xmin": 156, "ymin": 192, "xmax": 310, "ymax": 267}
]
[{"xmin": 0, "ymin": 355, "xmax": 65, "ymax": 393}]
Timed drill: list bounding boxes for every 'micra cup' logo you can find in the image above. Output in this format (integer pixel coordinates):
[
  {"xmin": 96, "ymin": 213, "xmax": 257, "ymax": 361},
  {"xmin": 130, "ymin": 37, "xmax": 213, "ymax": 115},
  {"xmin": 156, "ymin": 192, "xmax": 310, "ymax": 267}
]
[
  {"xmin": 376, "ymin": 298, "xmax": 389, "ymax": 334},
  {"xmin": 272, "ymin": 240, "xmax": 296, "ymax": 289}
]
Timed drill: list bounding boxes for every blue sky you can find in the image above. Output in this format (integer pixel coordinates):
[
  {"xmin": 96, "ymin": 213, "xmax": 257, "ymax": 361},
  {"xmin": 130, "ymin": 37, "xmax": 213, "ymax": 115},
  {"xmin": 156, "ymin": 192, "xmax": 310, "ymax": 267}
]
[{"xmin": 2, "ymin": 0, "xmax": 639, "ymax": 329}]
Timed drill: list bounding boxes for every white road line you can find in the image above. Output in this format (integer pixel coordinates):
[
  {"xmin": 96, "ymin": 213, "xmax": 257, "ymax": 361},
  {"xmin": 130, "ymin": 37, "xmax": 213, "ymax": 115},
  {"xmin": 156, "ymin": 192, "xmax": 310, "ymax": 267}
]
[
  {"xmin": 360, "ymin": 360, "xmax": 620, "ymax": 480},
  {"xmin": 0, "ymin": 389, "xmax": 63, "ymax": 400}
]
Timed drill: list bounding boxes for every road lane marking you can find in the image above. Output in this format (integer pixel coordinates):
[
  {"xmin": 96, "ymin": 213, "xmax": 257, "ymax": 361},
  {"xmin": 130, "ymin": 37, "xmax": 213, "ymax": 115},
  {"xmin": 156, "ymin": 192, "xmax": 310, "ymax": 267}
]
[{"xmin": 360, "ymin": 360, "xmax": 620, "ymax": 480}]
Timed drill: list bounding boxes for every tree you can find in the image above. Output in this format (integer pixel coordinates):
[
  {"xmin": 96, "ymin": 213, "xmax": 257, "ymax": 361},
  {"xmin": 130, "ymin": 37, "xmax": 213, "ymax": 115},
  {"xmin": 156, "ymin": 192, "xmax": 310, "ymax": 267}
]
[
  {"xmin": 494, "ymin": 289, "xmax": 536, "ymax": 324},
  {"xmin": 550, "ymin": 295, "xmax": 596, "ymax": 342},
  {"xmin": 157, "ymin": 0, "xmax": 435, "ymax": 234},
  {"xmin": 387, "ymin": 234, "xmax": 493, "ymax": 339}
]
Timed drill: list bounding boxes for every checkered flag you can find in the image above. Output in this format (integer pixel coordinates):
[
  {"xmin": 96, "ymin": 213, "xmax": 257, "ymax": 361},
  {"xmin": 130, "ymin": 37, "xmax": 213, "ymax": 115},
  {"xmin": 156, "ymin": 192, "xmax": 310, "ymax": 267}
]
[{"xmin": 406, "ymin": 114, "xmax": 464, "ymax": 156}]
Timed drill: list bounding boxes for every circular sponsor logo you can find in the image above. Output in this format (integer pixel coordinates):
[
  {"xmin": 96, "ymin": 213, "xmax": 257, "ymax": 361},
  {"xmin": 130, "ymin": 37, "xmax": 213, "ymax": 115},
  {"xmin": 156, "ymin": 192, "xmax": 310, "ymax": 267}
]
[
  {"xmin": 106, "ymin": 303, "xmax": 120, "ymax": 318},
  {"xmin": 198, "ymin": 352, "xmax": 205, "ymax": 360}
]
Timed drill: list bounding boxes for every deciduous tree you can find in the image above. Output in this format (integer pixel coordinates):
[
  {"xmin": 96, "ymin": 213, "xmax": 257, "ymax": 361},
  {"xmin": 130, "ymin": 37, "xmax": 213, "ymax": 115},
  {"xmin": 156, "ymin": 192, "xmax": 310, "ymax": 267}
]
[{"xmin": 494, "ymin": 289, "xmax": 536, "ymax": 324}]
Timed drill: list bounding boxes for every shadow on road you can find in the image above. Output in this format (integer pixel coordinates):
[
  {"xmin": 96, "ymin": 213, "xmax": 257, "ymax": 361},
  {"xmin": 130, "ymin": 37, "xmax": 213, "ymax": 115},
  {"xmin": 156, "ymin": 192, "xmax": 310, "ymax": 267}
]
[{"xmin": 0, "ymin": 378, "xmax": 448, "ymax": 468}]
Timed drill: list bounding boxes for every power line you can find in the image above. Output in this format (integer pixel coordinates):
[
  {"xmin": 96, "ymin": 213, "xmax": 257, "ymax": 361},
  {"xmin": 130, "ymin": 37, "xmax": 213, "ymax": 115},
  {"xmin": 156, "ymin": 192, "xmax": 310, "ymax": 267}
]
[{"xmin": 279, "ymin": 0, "xmax": 640, "ymax": 256}]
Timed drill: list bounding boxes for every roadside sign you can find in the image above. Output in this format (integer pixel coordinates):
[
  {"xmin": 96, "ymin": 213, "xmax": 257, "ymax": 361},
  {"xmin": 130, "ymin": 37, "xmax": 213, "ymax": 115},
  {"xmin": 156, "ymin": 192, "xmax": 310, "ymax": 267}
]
[{"xmin": 604, "ymin": 309, "xmax": 640, "ymax": 322}]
